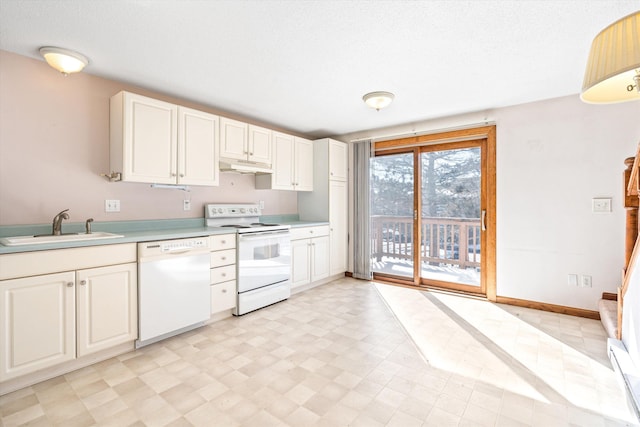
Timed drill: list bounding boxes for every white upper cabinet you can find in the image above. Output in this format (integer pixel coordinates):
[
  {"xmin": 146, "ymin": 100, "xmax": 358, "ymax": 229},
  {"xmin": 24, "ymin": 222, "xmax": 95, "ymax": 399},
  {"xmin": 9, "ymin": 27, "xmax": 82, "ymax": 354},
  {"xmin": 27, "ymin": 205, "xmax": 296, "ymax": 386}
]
[
  {"xmin": 219, "ymin": 117, "xmax": 248, "ymax": 161},
  {"xmin": 178, "ymin": 107, "xmax": 219, "ymax": 186},
  {"xmin": 255, "ymin": 132, "xmax": 313, "ymax": 191},
  {"xmin": 110, "ymin": 91, "xmax": 219, "ymax": 186},
  {"xmin": 295, "ymin": 137, "xmax": 314, "ymax": 191},
  {"xmin": 248, "ymin": 125, "xmax": 272, "ymax": 165},
  {"xmin": 220, "ymin": 118, "xmax": 272, "ymax": 165},
  {"xmin": 329, "ymin": 139, "xmax": 348, "ymax": 181}
]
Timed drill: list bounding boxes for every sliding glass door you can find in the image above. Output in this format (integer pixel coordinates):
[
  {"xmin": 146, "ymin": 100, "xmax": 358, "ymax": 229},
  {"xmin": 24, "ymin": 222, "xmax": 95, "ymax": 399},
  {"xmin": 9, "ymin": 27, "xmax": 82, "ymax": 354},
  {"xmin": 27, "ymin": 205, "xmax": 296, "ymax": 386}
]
[
  {"xmin": 370, "ymin": 129, "xmax": 494, "ymax": 297},
  {"xmin": 370, "ymin": 152, "xmax": 415, "ymax": 279},
  {"xmin": 420, "ymin": 143, "xmax": 482, "ymax": 291}
]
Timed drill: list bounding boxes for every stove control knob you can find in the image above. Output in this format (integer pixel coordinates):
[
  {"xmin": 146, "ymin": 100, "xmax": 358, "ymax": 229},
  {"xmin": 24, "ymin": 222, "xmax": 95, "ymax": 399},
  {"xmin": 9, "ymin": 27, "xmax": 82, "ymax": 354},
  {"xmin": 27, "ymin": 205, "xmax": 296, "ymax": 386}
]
[
  {"xmin": 217, "ymin": 208, "xmax": 224, "ymax": 214},
  {"xmin": 240, "ymin": 208, "xmax": 246, "ymax": 213}
]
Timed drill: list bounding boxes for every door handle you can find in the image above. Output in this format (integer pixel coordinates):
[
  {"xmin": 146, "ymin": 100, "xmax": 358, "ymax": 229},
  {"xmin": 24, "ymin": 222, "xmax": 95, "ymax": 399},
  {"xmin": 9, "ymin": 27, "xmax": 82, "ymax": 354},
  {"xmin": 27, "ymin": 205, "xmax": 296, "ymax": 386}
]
[{"xmin": 481, "ymin": 210, "xmax": 487, "ymax": 231}]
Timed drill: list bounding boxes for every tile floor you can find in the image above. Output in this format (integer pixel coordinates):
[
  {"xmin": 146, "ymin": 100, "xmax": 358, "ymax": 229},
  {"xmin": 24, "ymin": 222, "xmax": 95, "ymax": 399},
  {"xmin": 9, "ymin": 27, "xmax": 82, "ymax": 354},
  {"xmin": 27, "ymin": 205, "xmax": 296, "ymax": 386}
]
[{"xmin": 0, "ymin": 277, "xmax": 636, "ymax": 426}]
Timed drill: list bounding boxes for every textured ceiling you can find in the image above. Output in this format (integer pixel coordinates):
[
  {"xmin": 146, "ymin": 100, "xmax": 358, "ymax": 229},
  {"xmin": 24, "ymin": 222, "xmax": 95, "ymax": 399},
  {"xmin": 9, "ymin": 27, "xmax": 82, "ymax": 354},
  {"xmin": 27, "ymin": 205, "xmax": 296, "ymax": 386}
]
[{"xmin": 0, "ymin": 0, "xmax": 638, "ymax": 138}]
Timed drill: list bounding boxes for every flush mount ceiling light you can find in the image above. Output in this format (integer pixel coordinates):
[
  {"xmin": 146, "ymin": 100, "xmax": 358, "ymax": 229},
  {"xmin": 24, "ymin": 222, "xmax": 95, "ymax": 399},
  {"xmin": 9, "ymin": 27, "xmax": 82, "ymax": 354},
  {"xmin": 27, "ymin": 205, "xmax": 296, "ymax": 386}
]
[
  {"xmin": 363, "ymin": 91, "xmax": 395, "ymax": 111},
  {"xmin": 39, "ymin": 46, "xmax": 89, "ymax": 76},
  {"xmin": 581, "ymin": 11, "xmax": 640, "ymax": 104}
]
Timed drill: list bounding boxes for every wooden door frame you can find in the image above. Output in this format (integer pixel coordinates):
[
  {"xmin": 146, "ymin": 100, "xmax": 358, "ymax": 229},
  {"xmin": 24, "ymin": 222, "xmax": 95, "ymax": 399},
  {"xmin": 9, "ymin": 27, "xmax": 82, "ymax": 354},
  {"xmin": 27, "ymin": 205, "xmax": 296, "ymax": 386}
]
[{"xmin": 373, "ymin": 125, "xmax": 497, "ymax": 301}]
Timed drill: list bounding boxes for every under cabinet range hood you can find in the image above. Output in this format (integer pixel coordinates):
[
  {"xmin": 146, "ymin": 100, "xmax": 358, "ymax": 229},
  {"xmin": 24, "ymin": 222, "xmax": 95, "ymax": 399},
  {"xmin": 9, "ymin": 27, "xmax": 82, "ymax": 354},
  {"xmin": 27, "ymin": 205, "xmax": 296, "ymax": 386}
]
[{"xmin": 219, "ymin": 159, "xmax": 273, "ymax": 174}]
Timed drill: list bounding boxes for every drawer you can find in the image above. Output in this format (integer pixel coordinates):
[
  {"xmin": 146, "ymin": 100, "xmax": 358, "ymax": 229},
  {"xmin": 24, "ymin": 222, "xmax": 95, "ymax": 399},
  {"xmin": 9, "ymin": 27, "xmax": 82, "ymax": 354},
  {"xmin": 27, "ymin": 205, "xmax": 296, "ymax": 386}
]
[
  {"xmin": 210, "ymin": 249, "xmax": 236, "ymax": 268},
  {"xmin": 290, "ymin": 225, "xmax": 329, "ymax": 240},
  {"xmin": 210, "ymin": 264, "xmax": 236, "ymax": 284},
  {"xmin": 211, "ymin": 280, "xmax": 236, "ymax": 313},
  {"xmin": 210, "ymin": 234, "xmax": 236, "ymax": 251}
]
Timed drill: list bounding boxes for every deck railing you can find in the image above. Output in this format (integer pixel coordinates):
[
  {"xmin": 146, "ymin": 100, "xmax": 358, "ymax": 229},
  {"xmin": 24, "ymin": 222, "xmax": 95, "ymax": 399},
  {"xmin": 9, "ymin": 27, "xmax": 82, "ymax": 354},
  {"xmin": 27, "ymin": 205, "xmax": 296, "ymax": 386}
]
[{"xmin": 371, "ymin": 215, "xmax": 481, "ymax": 269}]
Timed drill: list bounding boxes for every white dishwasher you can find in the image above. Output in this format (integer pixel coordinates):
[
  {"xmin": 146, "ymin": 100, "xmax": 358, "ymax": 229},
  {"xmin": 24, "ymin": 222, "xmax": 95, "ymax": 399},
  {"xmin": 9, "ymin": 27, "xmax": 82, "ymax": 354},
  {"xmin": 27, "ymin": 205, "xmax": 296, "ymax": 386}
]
[{"xmin": 137, "ymin": 236, "xmax": 211, "ymax": 348}]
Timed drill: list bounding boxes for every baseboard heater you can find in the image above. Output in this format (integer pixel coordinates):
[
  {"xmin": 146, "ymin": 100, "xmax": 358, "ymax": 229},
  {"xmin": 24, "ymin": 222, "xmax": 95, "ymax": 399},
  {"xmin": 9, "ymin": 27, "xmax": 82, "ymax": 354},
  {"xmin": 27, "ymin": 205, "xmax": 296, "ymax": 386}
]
[{"xmin": 608, "ymin": 338, "xmax": 640, "ymax": 421}]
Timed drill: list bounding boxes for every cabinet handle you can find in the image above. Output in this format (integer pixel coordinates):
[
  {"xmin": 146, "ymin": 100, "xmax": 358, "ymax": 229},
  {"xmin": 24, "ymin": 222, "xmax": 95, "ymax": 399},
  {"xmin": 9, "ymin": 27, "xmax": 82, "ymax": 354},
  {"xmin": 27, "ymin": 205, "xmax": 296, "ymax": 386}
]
[
  {"xmin": 249, "ymin": 152, "xmax": 254, "ymax": 155},
  {"xmin": 221, "ymin": 240, "xmax": 226, "ymax": 244},
  {"xmin": 221, "ymin": 288, "xmax": 227, "ymax": 293},
  {"xmin": 171, "ymin": 173, "xmax": 177, "ymax": 177},
  {"xmin": 80, "ymin": 280, "xmax": 87, "ymax": 286},
  {"xmin": 179, "ymin": 173, "xmax": 184, "ymax": 178},
  {"xmin": 221, "ymin": 273, "xmax": 226, "ymax": 277},
  {"xmin": 66, "ymin": 282, "xmax": 74, "ymax": 287},
  {"xmin": 330, "ymin": 172, "xmax": 334, "ymax": 176},
  {"xmin": 221, "ymin": 256, "xmax": 226, "ymax": 261}
]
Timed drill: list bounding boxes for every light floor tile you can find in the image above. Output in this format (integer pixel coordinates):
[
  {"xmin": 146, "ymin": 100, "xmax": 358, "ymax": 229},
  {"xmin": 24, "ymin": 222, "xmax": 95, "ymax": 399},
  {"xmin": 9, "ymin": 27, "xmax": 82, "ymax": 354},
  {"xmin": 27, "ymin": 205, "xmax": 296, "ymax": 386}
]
[{"xmin": 0, "ymin": 278, "xmax": 635, "ymax": 426}]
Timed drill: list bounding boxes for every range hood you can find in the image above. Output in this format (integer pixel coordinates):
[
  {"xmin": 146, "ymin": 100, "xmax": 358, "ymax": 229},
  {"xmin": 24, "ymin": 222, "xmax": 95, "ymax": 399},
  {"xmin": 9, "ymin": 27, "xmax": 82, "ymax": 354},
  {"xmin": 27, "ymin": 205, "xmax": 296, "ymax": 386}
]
[{"xmin": 219, "ymin": 159, "xmax": 273, "ymax": 174}]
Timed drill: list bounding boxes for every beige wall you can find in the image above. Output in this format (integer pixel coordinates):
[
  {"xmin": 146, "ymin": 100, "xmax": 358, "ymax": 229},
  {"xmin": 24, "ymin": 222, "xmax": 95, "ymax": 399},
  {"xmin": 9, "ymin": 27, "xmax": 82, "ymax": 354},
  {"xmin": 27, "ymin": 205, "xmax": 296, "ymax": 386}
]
[{"xmin": 0, "ymin": 50, "xmax": 298, "ymax": 225}]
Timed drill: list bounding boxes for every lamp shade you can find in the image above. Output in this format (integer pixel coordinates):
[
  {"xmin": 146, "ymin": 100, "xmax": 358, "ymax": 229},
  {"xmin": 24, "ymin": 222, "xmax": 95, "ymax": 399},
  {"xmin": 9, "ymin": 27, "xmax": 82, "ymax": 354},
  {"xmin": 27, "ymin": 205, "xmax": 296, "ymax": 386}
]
[
  {"xmin": 363, "ymin": 91, "xmax": 395, "ymax": 110},
  {"xmin": 581, "ymin": 11, "xmax": 640, "ymax": 103},
  {"xmin": 39, "ymin": 47, "xmax": 89, "ymax": 75}
]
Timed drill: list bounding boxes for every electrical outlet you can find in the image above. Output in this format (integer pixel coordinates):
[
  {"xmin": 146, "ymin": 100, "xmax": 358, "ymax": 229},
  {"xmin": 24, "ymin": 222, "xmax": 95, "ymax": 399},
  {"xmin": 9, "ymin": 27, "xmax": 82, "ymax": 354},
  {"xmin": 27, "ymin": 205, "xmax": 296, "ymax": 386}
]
[
  {"xmin": 568, "ymin": 274, "xmax": 578, "ymax": 286},
  {"xmin": 183, "ymin": 200, "xmax": 191, "ymax": 211},
  {"xmin": 592, "ymin": 198, "xmax": 612, "ymax": 213},
  {"xmin": 581, "ymin": 275, "xmax": 592, "ymax": 288},
  {"xmin": 259, "ymin": 200, "xmax": 265, "ymax": 210},
  {"xmin": 105, "ymin": 199, "xmax": 120, "ymax": 212}
]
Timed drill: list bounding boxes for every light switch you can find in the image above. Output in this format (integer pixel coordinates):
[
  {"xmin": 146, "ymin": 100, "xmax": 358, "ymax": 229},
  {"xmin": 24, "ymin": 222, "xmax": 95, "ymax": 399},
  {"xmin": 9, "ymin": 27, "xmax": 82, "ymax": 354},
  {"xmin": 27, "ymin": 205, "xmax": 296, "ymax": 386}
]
[{"xmin": 592, "ymin": 198, "xmax": 611, "ymax": 213}]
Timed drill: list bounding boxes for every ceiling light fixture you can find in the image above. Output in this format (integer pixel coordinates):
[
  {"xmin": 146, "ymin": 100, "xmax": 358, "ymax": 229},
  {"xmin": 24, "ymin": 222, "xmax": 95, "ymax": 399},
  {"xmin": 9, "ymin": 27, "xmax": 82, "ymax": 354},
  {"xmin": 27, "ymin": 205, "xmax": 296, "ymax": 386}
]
[
  {"xmin": 363, "ymin": 91, "xmax": 395, "ymax": 111},
  {"xmin": 581, "ymin": 11, "xmax": 640, "ymax": 104},
  {"xmin": 39, "ymin": 46, "xmax": 89, "ymax": 76}
]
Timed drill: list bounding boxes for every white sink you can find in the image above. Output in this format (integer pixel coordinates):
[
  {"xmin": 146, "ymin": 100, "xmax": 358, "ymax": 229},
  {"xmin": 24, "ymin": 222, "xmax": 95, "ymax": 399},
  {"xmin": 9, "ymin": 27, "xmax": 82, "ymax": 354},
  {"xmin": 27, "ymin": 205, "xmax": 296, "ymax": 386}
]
[{"xmin": 0, "ymin": 232, "xmax": 124, "ymax": 246}]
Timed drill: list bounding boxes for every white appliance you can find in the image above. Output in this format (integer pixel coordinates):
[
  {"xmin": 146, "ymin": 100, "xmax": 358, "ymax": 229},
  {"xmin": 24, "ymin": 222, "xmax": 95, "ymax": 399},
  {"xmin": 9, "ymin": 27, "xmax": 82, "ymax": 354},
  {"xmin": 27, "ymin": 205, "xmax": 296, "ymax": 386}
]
[
  {"xmin": 137, "ymin": 236, "xmax": 210, "ymax": 347},
  {"xmin": 206, "ymin": 203, "xmax": 291, "ymax": 315}
]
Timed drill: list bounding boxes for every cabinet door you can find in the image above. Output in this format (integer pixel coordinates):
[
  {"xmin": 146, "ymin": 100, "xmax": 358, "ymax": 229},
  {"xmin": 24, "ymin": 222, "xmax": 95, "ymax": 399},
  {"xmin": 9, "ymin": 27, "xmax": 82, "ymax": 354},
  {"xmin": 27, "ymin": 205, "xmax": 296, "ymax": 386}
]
[
  {"xmin": 272, "ymin": 132, "xmax": 296, "ymax": 190},
  {"xmin": 122, "ymin": 92, "xmax": 178, "ymax": 184},
  {"xmin": 329, "ymin": 140, "xmax": 348, "ymax": 181},
  {"xmin": 295, "ymin": 137, "xmax": 314, "ymax": 191},
  {"xmin": 248, "ymin": 125, "xmax": 272, "ymax": 165},
  {"xmin": 0, "ymin": 272, "xmax": 75, "ymax": 381},
  {"xmin": 311, "ymin": 235, "xmax": 330, "ymax": 282},
  {"xmin": 291, "ymin": 239, "xmax": 311, "ymax": 288},
  {"xmin": 76, "ymin": 264, "xmax": 137, "ymax": 357},
  {"xmin": 329, "ymin": 180, "xmax": 348, "ymax": 276},
  {"xmin": 220, "ymin": 117, "xmax": 248, "ymax": 161},
  {"xmin": 178, "ymin": 107, "xmax": 219, "ymax": 186}
]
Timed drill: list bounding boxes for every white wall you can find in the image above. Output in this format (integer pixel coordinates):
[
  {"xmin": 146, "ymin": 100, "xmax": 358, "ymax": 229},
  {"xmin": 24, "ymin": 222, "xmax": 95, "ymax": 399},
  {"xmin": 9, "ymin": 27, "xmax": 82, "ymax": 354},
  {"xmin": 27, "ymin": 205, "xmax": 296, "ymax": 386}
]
[{"xmin": 338, "ymin": 95, "xmax": 640, "ymax": 311}]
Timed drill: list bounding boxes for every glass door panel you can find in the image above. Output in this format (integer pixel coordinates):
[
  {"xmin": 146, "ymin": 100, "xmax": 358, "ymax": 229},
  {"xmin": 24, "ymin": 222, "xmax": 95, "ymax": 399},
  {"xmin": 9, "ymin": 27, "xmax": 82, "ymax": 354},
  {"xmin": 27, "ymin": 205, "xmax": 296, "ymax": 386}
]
[
  {"xmin": 370, "ymin": 152, "xmax": 414, "ymax": 278},
  {"xmin": 420, "ymin": 147, "xmax": 481, "ymax": 287}
]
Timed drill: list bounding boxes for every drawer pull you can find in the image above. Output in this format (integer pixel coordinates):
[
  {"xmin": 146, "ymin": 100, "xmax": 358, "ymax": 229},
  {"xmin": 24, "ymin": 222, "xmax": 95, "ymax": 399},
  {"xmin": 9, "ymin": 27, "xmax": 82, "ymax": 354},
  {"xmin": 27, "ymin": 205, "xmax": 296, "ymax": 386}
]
[
  {"xmin": 221, "ymin": 240, "xmax": 226, "ymax": 244},
  {"xmin": 66, "ymin": 282, "xmax": 74, "ymax": 287},
  {"xmin": 221, "ymin": 273, "xmax": 226, "ymax": 277},
  {"xmin": 80, "ymin": 280, "xmax": 87, "ymax": 286},
  {"xmin": 221, "ymin": 256, "xmax": 226, "ymax": 261},
  {"xmin": 221, "ymin": 289, "xmax": 227, "ymax": 293}
]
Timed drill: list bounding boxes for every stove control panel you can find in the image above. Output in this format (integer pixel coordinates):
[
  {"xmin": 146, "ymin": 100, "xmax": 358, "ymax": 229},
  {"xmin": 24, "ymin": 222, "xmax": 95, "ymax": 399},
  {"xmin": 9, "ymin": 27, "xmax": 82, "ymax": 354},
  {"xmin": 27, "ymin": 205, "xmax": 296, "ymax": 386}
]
[{"xmin": 205, "ymin": 204, "xmax": 262, "ymax": 218}]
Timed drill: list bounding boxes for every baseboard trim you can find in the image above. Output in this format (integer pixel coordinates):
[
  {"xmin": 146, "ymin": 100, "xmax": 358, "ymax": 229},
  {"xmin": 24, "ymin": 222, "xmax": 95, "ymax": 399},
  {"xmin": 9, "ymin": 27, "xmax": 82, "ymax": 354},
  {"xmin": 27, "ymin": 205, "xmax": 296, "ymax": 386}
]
[
  {"xmin": 495, "ymin": 296, "xmax": 600, "ymax": 320},
  {"xmin": 602, "ymin": 292, "xmax": 618, "ymax": 301}
]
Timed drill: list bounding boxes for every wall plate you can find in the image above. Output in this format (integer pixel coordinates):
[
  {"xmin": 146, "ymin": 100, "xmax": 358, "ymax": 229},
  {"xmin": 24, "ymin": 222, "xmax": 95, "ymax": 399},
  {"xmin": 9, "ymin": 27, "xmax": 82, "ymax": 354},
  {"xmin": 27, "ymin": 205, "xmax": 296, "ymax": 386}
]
[{"xmin": 592, "ymin": 198, "xmax": 612, "ymax": 213}]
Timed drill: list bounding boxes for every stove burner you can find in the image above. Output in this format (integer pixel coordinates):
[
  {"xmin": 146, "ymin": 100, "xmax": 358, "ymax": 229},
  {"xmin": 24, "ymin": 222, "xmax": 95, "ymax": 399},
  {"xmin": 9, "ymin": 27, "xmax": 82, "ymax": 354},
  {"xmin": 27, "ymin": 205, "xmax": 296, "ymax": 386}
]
[
  {"xmin": 221, "ymin": 224, "xmax": 251, "ymax": 229},
  {"xmin": 251, "ymin": 223, "xmax": 279, "ymax": 227}
]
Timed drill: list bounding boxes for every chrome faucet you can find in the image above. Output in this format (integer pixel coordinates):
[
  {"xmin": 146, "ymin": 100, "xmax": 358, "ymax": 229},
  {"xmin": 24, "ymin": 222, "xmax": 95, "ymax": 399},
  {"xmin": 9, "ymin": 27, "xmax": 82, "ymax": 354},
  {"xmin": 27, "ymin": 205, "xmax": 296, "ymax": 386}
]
[
  {"xmin": 52, "ymin": 209, "xmax": 69, "ymax": 235},
  {"xmin": 85, "ymin": 218, "xmax": 93, "ymax": 234}
]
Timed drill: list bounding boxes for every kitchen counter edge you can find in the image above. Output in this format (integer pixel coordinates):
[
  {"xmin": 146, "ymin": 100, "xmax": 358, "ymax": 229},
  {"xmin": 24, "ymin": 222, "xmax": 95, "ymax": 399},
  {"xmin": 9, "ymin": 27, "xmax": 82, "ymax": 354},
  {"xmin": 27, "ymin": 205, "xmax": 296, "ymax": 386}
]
[{"xmin": 0, "ymin": 221, "xmax": 328, "ymax": 254}]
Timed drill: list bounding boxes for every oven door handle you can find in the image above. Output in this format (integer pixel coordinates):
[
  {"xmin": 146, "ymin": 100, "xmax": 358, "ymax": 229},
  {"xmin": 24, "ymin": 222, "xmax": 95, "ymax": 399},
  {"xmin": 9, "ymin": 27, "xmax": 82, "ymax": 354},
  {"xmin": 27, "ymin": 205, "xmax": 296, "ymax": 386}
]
[{"xmin": 238, "ymin": 231, "xmax": 290, "ymax": 240}]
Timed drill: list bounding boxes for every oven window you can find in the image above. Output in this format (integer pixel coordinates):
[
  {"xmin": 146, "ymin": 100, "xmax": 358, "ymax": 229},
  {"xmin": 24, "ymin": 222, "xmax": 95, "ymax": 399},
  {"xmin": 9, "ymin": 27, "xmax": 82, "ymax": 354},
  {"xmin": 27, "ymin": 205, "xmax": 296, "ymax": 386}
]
[{"xmin": 254, "ymin": 243, "xmax": 280, "ymax": 260}]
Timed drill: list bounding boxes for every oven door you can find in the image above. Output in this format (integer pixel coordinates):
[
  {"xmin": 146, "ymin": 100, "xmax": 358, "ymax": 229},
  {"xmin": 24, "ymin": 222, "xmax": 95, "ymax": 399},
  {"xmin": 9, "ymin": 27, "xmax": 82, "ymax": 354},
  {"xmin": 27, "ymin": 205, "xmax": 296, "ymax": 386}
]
[{"xmin": 237, "ymin": 230, "xmax": 291, "ymax": 293}]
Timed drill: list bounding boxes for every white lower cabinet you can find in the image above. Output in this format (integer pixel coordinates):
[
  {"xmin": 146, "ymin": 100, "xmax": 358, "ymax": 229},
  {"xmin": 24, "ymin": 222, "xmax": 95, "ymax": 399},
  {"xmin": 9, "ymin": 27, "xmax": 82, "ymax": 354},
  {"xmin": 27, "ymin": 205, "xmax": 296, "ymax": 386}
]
[
  {"xmin": 0, "ymin": 244, "xmax": 137, "ymax": 387},
  {"xmin": 0, "ymin": 272, "xmax": 76, "ymax": 381},
  {"xmin": 210, "ymin": 234, "xmax": 237, "ymax": 314},
  {"xmin": 291, "ymin": 226, "xmax": 330, "ymax": 290},
  {"xmin": 76, "ymin": 263, "xmax": 137, "ymax": 357},
  {"xmin": 0, "ymin": 262, "xmax": 137, "ymax": 382}
]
